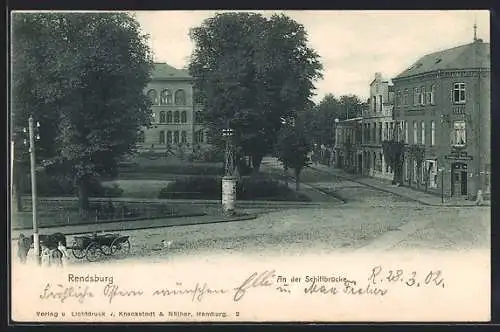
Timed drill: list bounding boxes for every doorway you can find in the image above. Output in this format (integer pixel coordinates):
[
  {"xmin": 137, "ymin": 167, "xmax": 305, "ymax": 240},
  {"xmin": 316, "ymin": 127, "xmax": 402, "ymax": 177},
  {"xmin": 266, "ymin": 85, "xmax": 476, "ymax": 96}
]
[
  {"xmin": 357, "ymin": 154, "xmax": 362, "ymax": 175},
  {"xmin": 451, "ymin": 162, "xmax": 468, "ymax": 196}
]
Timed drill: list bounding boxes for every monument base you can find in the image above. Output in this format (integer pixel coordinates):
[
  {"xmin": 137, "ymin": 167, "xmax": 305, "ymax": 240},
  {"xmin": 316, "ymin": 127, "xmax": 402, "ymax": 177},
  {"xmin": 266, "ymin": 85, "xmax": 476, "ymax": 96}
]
[{"xmin": 222, "ymin": 176, "xmax": 237, "ymax": 214}]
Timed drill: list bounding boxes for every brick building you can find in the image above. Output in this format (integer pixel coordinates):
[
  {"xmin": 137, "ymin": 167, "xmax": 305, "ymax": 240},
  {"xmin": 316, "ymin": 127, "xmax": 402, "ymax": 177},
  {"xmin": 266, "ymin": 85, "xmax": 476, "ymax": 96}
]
[
  {"xmin": 139, "ymin": 63, "xmax": 209, "ymax": 153},
  {"xmin": 362, "ymin": 72, "xmax": 395, "ymax": 180},
  {"xmin": 392, "ymin": 35, "xmax": 490, "ymax": 199}
]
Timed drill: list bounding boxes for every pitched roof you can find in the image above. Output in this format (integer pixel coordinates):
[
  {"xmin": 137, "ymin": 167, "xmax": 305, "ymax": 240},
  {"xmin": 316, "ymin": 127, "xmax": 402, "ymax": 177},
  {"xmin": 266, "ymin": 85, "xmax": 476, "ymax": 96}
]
[
  {"xmin": 151, "ymin": 62, "xmax": 192, "ymax": 80},
  {"xmin": 395, "ymin": 40, "xmax": 490, "ymax": 79}
]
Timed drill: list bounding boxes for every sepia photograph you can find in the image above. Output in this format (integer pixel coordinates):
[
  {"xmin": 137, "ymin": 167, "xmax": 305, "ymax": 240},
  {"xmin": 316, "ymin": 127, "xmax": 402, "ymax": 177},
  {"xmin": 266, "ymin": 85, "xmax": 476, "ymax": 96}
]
[{"xmin": 9, "ymin": 9, "xmax": 491, "ymax": 323}]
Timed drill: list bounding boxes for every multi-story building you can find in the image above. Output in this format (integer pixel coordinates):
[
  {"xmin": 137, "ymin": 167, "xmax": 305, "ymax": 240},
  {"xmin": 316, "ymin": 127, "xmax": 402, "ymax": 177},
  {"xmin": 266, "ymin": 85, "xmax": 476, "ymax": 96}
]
[
  {"xmin": 392, "ymin": 33, "xmax": 490, "ymax": 200},
  {"xmin": 139, "ymin": 63, "xmax": 209, "ymax": 153},
  {"xmin": 361, "ymin": 72, "xmax": 395, "ymax": 180},
  {"xmin": 333, "ymin": 117, "xmax": 363, "ymax": 174}
]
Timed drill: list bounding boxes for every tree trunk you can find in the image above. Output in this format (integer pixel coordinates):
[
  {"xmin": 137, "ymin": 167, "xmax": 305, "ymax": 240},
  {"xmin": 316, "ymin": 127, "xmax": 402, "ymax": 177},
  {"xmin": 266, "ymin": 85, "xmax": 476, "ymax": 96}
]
[
  {"xmin": 252, "ymin": 154, "xmax": 263, "ymax": 173},
  {"xmin": 78, "ymin": 178, "xmax": 90, "ymax": 216},
  {"xmin": 295, "ymin": 168, "xmax": 300, "ymax": 191},
  {"xmin": 284, "ymin": 166, "xmax": 289, "ymax": 187}
]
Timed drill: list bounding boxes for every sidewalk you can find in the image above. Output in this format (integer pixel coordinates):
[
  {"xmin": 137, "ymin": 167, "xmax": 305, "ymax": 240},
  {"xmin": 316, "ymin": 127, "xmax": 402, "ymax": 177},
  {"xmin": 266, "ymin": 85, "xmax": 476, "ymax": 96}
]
[
  {"xmin": 309, "ymin": 163, "xmax": 490, "ymax": 207},
  {"xmin": 10, "ymin": 213, "xmax": 257, "ymax": 240}
]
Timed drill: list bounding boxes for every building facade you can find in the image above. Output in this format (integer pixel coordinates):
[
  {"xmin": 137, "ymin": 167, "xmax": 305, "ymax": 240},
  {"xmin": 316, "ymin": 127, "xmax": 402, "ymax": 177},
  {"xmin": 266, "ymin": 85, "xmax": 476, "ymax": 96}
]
[
  {"xmin": 361, "ymin": 72, "xmax": 395, "ymax": 180},
  {"xmin": 140, "ymin": 63, "xmax": 209, "ymax": 153},
  {"xmin": 392, "ymin": 37, "xmax": 490, "ymax": 199},
  {"xmin": 333, "ymin": 117, "xmax": 363, "ymax": 174}
]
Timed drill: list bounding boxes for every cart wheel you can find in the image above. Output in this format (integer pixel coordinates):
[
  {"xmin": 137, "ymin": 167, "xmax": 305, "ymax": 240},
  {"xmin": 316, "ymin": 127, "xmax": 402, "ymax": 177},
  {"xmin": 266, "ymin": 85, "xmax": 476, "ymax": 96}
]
[
  {"xmin": 101, "ymin": 245, "xmax": 113, "ymax": 256},
  {"xmin": 71, "ymin": 241, "xmax": 85, "ymax": 259},
  {"xmin": 111, "ymin": 239, "xmax": 131, "ymax": 256},
  {"xmin": 85, "ymin": 243, "xmax": 102, "ymax": 262}
]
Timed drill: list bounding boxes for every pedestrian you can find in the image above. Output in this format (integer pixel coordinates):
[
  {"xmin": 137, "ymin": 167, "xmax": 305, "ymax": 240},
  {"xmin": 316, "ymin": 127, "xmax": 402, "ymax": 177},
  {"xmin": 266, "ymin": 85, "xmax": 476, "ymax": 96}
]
[
  {"xmin": 40, "ymin": 244, "xmax": 51, "ymax": 268},
  {"xmin": 57, "ymin": 241, "xmax": 70, "ymax": 267}
]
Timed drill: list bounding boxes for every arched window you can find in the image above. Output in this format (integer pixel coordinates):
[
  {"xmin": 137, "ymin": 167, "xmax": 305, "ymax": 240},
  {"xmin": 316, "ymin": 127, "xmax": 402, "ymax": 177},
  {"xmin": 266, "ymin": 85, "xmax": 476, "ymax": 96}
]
[
  {"xmin": 167, "ymin": 111, "xmax": 173, "ymax": 123},
  {"xmin": 174, "ymin": 111, "xmax": 180, "ymax": 123},
  {"xmin": 181, "ymin": 111, "xmax": 187, "ymax": 123},
  {"xmin": 173, "ymin": 131, "xmax": 179, "ymax": 144},
  {"xmin": 160, "ymin": 89, "xmax": 172, "ymax": 105},
  {"xmin": 147, "ymin": 89, "xmax": 158, "ymax": 105},
  {"xmin": 167, "ymin": 131, "xmax": 172, "ymax": 144},
  {"xmin": 174, "ymin": 89, "xmax": 186, "ymax": 105},
  {"xmin": 159, "ymin": 111, "xmax": 166, "ymax": 123},
  {"xmin": 181, "ymin": 131, "xmax": 187, "ymax": 143},
  {"xmin": 159, "ymin": 131, "xmax": 165, "ymax": 144}
]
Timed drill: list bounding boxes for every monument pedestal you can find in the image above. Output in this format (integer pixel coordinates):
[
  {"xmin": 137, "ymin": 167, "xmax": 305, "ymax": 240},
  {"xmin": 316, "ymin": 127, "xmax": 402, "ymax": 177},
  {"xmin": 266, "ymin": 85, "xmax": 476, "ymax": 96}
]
[{"xmin": 222, "ymin": 176, "xmax": 237, "ymax": 215}]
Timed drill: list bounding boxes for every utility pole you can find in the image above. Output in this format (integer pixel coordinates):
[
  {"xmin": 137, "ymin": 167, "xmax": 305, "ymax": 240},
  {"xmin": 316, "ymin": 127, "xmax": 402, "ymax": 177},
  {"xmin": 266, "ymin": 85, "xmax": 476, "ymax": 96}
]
[{"xmin": 28, "ymin": 116, "xmax": 40, "ymax": 265}]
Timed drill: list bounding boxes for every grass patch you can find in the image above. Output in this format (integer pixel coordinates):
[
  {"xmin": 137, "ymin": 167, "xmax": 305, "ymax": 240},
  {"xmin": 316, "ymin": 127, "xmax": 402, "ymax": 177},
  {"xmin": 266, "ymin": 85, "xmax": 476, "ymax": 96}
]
[
  {"xmin": 158, "ymin": 176, "xmax": 311, "ymax": 202},
  {"xmin": 119, "ymin": 163, "xmax": 224, "ymax": 176}
]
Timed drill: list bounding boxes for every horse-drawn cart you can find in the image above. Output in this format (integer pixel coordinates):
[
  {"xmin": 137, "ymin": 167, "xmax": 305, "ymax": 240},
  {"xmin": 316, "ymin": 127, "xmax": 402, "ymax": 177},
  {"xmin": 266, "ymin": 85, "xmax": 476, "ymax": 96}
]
[{"xmin": 70, "ymin": 233, "xmax": 130, "ymax": 262}]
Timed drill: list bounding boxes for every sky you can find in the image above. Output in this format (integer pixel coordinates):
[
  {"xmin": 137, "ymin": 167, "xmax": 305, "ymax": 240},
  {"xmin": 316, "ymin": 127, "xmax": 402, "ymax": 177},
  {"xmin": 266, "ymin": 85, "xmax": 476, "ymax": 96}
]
[{"xmin": 134, "ymin": 10, "xmax": 490, "ymax": 103}]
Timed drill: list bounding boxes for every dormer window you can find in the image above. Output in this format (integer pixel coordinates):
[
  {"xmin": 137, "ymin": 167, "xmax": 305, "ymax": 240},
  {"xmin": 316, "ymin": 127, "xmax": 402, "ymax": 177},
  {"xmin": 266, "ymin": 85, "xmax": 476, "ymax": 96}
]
[{"xmin": 435, "ymin": 58, "xmax": 442, "ymax": 64}]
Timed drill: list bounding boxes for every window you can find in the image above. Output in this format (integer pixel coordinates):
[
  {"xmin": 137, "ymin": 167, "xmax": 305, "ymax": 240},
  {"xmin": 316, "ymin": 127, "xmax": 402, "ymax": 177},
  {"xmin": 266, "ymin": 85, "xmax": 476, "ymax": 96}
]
[
  {"xmin": 173, "ymin": 131, "xmax": 179, "ymax": 144},
  {"xmin": 420, "ymin": 87, "xmax": 426, "ymax": 105},
  {"xmin": 396, "ymin": 90, "xmax": 401, "ymax": 106},
  {"xmin": 378, "ymin": 122, "xmax": 382, "ymax": 143},
  {"xmin": 174, "ymin": 89, "xmax": 186, "ymax": 105},
  {"xmin": 430, "ymin": 85, "xmax": 435, "ymax": 104},
  {"xmin": 431, "ymin": 121, "xmax": 435, "ymax": 146},
  {"xmin": 196, "ymin": 130, "xmax": 204, "ymax": 143},
  {"xmin": 372, "ymin": 96, "xmax": 377, "ymax": 112},
  {"xmin": 384, "ymin": 122, "xmax": 389, "ymax": 141},
  {"xmin": 452, "ymin": 121, "xmax": 466, "ymax": 146},
  {"xmin": 413, "ymin": 87, "xmax": 419, "ymax": 106},
  {"xmin": 160, "ymin": 89, "xmax": 172, "ymax": 105},
  {"xmin": 159, "ymin": 130, "xmax": 165, "ymax": 144},
  {"xmin": 421, "ymin": 121, "xmax": 425, "ymax": 145},
  {"xmin": 147, "ymin": 89, "xmax": 158, "ymax": 105},
  {"xmin": 413, "ymin": 121, "xmax": 418, "ymax": 144},
  {"xmin": 404, "ymin": 121, "xmax": 408, "ymax": 143},
  {"xmin": 167, "ymin": 131, "xmax": 172, "ymax": 144},
  {"xmin": 181, "ymin": 131, "xmax": 187, "ymax": 143},
  {"xmin": 167, "ymin": 111, "xmax": 173, "ymax": 123},
  {"xmin": 426, "ymin": 160, "xmax": 438, "ymax": 189},
  {"xmin": 413, "ymin": 160, "xmax": 417, "ymax": 183},
  {"xmin": 373, "ymin": 152, "xmax": 376, "ymax": 169},
  {"xmin": 181, "ymin": 111, "xmax": 187, "ymax": 123},
  {"xmin": 159, "ymin": 111, "xmax": 166, "ymax": 123},
  {"xmin": 389, "ymin": 123, "xmax": 394, "ymax": 140},
  {"xmin": 379, "ymin": 152, "xmax": 383, "ymax": 172},
  {"xmin": 403, "ymin": 89, "xmax": 409, "ymax": 106},
  {"xmin": 174, "ymin": 111, "xmax": 180, "ymax": 123},
  {"xmin": 453, "ymin": 83, "xmax": 466, "ymax": 103},
  {"xmin": 379, "ymin": 95, "xmax": 383, "ymax": 112}
]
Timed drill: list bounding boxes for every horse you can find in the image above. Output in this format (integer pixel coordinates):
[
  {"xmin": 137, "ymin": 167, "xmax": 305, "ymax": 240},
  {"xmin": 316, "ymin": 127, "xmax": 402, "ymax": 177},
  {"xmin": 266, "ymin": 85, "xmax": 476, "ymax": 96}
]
[{"xmin": 17, "ymin": 232, "xmax": 67, "ymax": 265}]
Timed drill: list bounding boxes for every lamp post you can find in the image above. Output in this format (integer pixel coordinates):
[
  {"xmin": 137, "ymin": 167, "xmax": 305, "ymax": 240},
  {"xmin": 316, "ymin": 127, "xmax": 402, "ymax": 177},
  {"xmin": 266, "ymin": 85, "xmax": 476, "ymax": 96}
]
[
  {"xmin": 25, "ymin": 116, "xmax": 41, "ymax": 265},
  {"xmin": 221, "ymin": 127, "xmax": 236, "ymax": 215},
  {"xmin": 438, "ymin": 167, "xmax": 444, "ymax": 203}
]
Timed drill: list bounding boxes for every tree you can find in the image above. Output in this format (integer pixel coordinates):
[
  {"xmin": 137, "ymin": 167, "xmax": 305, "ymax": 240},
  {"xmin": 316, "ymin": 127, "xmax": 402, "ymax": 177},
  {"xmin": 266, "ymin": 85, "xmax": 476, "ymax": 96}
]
[
  {"xmin": 276, "ymin": 124, "xmax": 311, "ymax": 191},
  {"xmin": 189, "ymin": 12, "xmax": 323, "ymax": 172},
  {"xmin": 11, "ymin": 12, "xmax": 154, "ymax": 213},
  {"xmin": 307, "ymin": 93, "xmax": 366, "ymax": 148},
  {"xmin": 382, "ymin": 140, "xmax": 405, "ymax": 185}
]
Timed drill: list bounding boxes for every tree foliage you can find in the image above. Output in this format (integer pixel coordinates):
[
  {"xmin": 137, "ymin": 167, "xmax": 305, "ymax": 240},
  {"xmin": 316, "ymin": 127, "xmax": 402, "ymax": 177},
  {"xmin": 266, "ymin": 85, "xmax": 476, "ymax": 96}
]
[
  {"xmin": 382, "ymin": 140, "xmax": 405, "ymax": 184},
  {"xmin": 276, "ymin": 124, "xmax": 311, "ymax": 191},
  {"xmin": 188, "ymin": 12, "xmax": 323, "ymax": 172},
  {"xmin": 307, "ymin": 93, "xmax": 366, "ymax": 147},
  {"xmin": 11, "ymin": 12, "xmax": 154, "ymax": 211}
]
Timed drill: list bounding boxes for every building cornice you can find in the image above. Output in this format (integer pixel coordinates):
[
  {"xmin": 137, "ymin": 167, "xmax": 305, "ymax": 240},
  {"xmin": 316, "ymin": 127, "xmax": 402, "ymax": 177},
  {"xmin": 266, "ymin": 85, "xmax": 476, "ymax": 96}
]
[{"xmin": 393, "ymin": 68, "xmax": 490, "ymax": 83}]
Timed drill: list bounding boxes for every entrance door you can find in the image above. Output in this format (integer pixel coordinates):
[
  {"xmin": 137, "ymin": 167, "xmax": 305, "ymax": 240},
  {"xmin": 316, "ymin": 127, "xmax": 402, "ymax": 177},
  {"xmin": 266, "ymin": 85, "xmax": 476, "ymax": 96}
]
[
  {"xmin": 451, "ymin": 162, "xmax": 467, "ymax": 196},
  {"xmin": 358, "ymin": 155, "xmax": 362, "ymax": 175}
]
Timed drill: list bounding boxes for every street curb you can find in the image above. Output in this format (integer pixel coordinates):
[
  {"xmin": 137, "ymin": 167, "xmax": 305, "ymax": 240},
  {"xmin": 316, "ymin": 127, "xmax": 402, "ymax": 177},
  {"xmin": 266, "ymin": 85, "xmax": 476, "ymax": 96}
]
[
  {"xmin": 11, "ymin": 214, "xmax": 259, "ymax": 238},
  {"xmin": 308, "ymin": 166, "xmax": 490, "ymax": 208},
  {"xmin": 11, "ymin": 212, "xmax": 208, "ymax": 232}
]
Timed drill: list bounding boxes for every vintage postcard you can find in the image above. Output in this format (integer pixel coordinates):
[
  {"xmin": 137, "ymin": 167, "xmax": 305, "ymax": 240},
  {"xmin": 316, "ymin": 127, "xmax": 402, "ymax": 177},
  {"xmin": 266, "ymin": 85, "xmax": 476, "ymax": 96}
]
[{"xmin": 9, "ymin": 10, "xmax": 491, "ymax": 323}]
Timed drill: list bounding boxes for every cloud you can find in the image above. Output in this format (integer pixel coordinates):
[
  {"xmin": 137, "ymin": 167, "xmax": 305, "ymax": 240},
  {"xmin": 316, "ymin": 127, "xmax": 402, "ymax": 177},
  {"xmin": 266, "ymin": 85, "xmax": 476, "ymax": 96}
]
[{"xmin": 135, "ymin": 10, "xmax": 490, "ymax": 103}]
